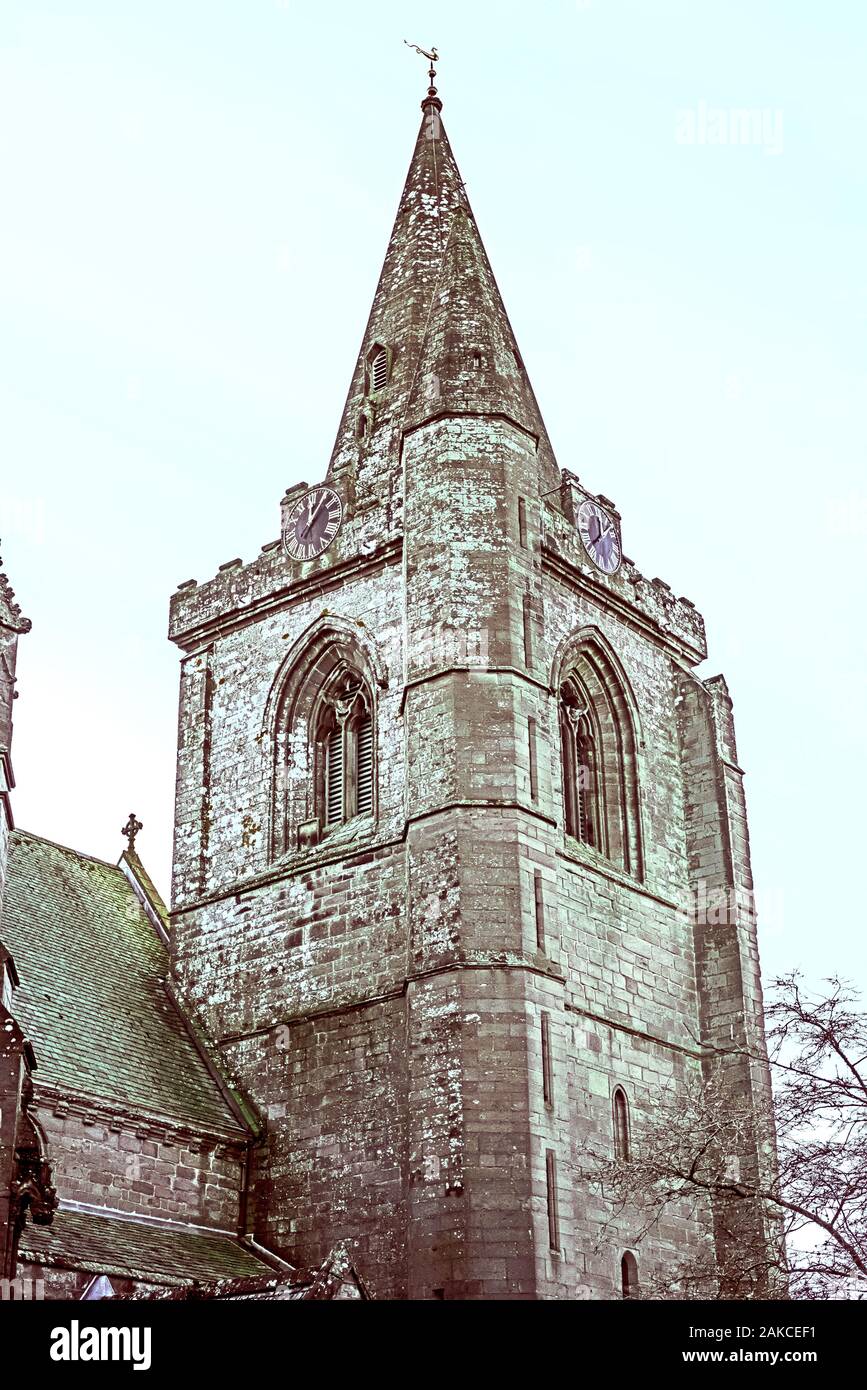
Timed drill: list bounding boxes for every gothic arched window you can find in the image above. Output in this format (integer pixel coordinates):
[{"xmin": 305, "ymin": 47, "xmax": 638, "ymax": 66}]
[
  {"xmin": 556, "ymin": 638, "xmax": 642, "ymax": 878},
  {"xmin": 621, "ymin": 1251, "xmax": 639, "ymax": 1299},
  {"xmin": 613, "ymin": 1086, "xmax": 630, "ymax": 1162},
  {"xmin": 269, "ymin": 629, "xmax": 379, "ymax": 858}
]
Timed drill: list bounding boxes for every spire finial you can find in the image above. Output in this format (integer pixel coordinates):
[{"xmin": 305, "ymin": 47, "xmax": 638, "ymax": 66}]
[
  {"xmin": 404, "ymin": 41, "xmax": 440, "ymax": 102},
  {"xmin": 122, "ymin": 812, "xmax": 142, "ymax": 852}
]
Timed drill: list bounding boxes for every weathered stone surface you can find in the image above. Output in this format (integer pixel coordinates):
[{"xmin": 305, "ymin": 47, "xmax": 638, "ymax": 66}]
[{"xmin": 164, "ymin": 88, "xmax": 775, "ymax": 1300}]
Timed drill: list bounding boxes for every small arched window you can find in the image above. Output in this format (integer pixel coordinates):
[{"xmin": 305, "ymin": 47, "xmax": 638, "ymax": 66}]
[
  {"xmin": 621, "ymin": 1251, "xmax": 639, "ymax": 1299},
  {"xmin": 366, "ymin": 342, "xmax": 390, "ymax": 395},
  {"xmin": 557, "ymin": 638, "xmax": 642, "ymax": 877},
  {"xmin": 613, "ymin": 1087, "xmax": 630, "ymax": 1162}
]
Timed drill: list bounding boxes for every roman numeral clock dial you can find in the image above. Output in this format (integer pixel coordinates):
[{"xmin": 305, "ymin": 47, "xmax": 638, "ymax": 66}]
[
  {"xmin": 577, "ymin": 499, "xmax": 622, "ymax": 576},
  {"xmin": 282, "ymin": 486, "xmax": 344, "ymax": 562}
]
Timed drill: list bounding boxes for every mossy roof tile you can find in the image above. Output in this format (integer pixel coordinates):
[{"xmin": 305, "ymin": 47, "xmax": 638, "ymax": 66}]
[
  {"xmin": 20, "ymin": 1207, "xmax": 274, "ymax": 1286},
  {"xmin": 1, "ymin": 831, "xmax": 247, "ymax": 1137}
]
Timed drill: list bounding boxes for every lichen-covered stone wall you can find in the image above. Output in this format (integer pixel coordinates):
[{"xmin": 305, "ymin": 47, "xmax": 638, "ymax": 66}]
[{"xmin": 165, "ymin": 95, "xmax": 773, "ymax": 1301}]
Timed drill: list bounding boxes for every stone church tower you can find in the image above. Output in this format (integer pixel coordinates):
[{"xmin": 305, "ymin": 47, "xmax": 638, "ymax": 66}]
[{"xmin": 168, "ymin": 79, "xmax": 776, "ymax": 1299}]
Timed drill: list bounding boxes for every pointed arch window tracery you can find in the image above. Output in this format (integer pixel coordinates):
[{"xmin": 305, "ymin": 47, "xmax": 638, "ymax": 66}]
[
  {"xmin": 557, "ymin": 638, "xmax": 643, "ymax": 879},
  {"xmin": 269, "ymin": 632, "xmax": 378, "ymax": 858},
  {"xmin": 560, "ymin": 676, "xmax": 602, "ymax": 853}
]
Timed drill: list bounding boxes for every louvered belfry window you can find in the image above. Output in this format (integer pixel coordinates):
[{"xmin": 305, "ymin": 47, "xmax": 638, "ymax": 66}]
[
  {"xmin": 369, "ymin": 344, "xmax": 389, "ymax": 394},
  {"xmin": 560, "ymin": 677, "xmax": 601, "ymax": 851},
  {"xmin": 315, "ymin": 670, "xmax": 375, "ymax": 833},
  {"xmin": 325, "ymin": 725, "xmax": 344, "ymax": 826}
]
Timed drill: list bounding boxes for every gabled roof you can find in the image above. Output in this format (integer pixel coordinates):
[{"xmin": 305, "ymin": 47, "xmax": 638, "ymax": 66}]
[
  {"xmin": 0, "ymin": 831, "xmax": 252, "ymax": 1138},
  {"xmin": 19, "ymin": 1206, "xmax": 276, "ymax": 1287}
]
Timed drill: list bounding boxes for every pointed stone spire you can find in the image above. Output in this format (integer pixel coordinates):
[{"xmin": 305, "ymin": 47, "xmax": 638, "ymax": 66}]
[
  {"xmin": 404, "ymin": 207, "xmax": 554, "ymax": 452},
  {"xmin": 326, "ymin": 89, "xmax": 560, "ymax": 491}
]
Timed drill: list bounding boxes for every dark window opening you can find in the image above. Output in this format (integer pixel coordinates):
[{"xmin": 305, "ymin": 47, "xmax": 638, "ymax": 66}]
[
  {"xmin": 541, "ymin": 1012, "xmax": 553, "ymax": 1106},
  {"xmin": 621, "ymin": 1252, "xmax": 639, "ymax": 1299},
  {"xmin": 613, "ymin": 1087, "xmax": 630, "ymax": 1162},
  {"xmin": 523, "ymin": 593, "xmax": 533, "ymax": 668},
  {"xmin": 546, "ymin": 1149, "xmax": 560, "ymax": 1251},
  {"xmin": 518, "ymin": 496, "xmax": 528, "ymax": 548},
  {"xmin": 533, "ymin": 869, "xmax": 545, "ymax": 952},
  {"xmin": 528, "ymin": 716, "xmax": 538, "ymax": 802}
]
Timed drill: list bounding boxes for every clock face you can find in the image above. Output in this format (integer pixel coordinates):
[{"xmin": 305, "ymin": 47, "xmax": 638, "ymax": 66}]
[
  {"xmin": 282, "ymin": 486, "xmax": 343, "ymax": 562},
  {"xmin": 577, "ymin": 499, "xmax": 621, "ymax": 575}
]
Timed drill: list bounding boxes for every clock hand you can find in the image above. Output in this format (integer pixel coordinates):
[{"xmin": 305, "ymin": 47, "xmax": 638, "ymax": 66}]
[{"xmin": 298, "ymin": 492, "xmax": 329, "ymax": 542}]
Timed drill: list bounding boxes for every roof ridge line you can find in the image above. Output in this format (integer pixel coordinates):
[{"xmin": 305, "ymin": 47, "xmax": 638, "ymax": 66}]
[
  {"xmin": 59, "ymin": 1198, "xmax": 240, "ymax": 1237},
  {"xmin": 11, "ymin": 827, "xmax": 121, "ymax": 871}
]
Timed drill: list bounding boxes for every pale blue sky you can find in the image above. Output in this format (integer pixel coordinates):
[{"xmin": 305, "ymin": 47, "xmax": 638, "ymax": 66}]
[{"xmin": 1, "ymin": 2, "xmax": 864, "ymax": 989}]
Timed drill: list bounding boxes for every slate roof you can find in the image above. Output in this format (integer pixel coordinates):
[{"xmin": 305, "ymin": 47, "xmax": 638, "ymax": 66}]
[
  {"xmin": 19, "ymin": 1207, "xmax": 276, "ymax": 1287},
  {"xmin": 125, "ymin": 1246, "xmax": 371, "ymax": 1300},
  {"xmin": 0, "ymin": 831, "xmax": 249, "ymax": 1138}
]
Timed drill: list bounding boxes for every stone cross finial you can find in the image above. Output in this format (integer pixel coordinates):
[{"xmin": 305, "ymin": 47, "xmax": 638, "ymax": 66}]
[{"xmin": 122, "ymin": 812, "xmax": 143, "ymax": 852}]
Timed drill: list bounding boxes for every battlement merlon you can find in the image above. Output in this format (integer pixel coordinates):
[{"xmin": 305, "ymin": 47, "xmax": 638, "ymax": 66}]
[
  {"xmin": 168, "ymin": 532, "xmax": 403, "ymax": 654},
  {"xmin": 168, "ymin": 481, "xmax": 706, "ymax": 663}
]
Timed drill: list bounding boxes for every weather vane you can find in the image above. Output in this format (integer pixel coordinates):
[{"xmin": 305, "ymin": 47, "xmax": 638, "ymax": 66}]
[{"xmin": 404, "ymin": 41, "xmax": 440, "ymax": 94}]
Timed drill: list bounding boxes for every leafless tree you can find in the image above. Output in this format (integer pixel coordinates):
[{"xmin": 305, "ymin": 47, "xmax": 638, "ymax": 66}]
[{"xmin": 577, "ymin": 974, "xmax": 867, "ymax": 1299}]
